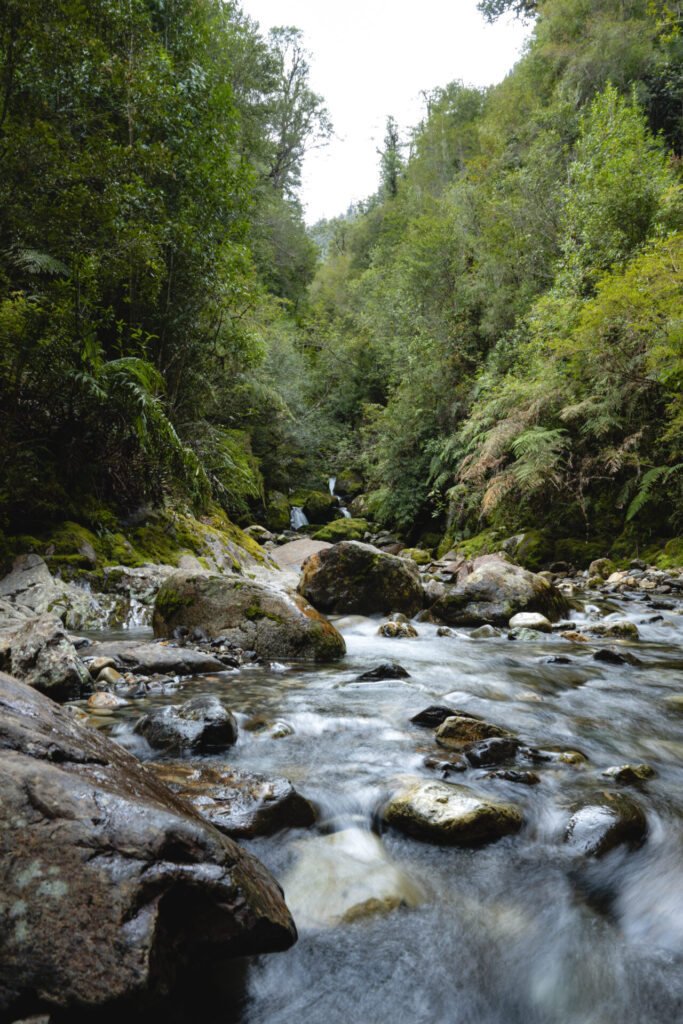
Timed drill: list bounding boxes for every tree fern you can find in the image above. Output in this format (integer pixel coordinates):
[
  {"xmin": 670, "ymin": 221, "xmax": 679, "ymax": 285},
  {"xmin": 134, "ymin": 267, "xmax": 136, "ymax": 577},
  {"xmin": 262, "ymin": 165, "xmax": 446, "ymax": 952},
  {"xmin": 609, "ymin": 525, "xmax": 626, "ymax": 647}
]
[{"xmin": 626, "ymin": 463, "xmax": 683, "ymax": 521}]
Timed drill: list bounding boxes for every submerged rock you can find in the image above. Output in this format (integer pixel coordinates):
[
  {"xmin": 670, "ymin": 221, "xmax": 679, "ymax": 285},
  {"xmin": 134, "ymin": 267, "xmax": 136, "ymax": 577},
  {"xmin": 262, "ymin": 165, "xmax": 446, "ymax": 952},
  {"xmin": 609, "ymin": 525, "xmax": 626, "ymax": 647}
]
[
  {"xmin": 428, "ymin": 560, "xmax": 569, "ymax": 627},
  {"xmin": 153, "ymin": 571, "xmax": 345, "ymax": 661},
  {"xmin": 0, "ymin": 671, "xmax": 295, "ymax": 1019},
  {"xmin": 381, "ymin": 776, "xmax": 523, "ymax": 845},
  {"xmin": 411, "ymin": 705, "xmax": 472, "ymax": 728},
  {"xmin": 464, "ymin": 736, "xmax": 520, "ymax": 767},
  {"xmin": 281, "ymin": 828, "xmax": 424, "ymax": 929},
  {"xmin": 84, "ymin": 639, "xmax": 227, "ymax": 676},
  {"xmin": 470, "ymin": 624, "xmax": 503, "ymax": 638},
  {"xmin": 587, "ymin": 620, "xmax": 640, "ymax": 640},
  {"xmin": 423, "ymin": 753, "xmax": 468, "ymax": 776},
  {"xmin": 601, "ymin": 764, "xmax": 656, "ymax": 784},
  {"xmin": 149, "ymin": 762, "xmax": 315, "ymax": 838},
  {"xmin": 508, "ymin": 612, "xmax": 553, "ymax": 633},
  {"xmin": 0, "ymin": 612, "xmax": 91, "ymax": 699},
  {"xmin": 565, "ymin": 791, "xmax": 647, "ymax": 856},
  {"xmin": 436, "ymin": 715, "xmax": 511, "ymax": 749},
  {"xmin": 357, "ymin": 662, "xmax": 411, "ymax": 681},
  {"xmin": 134, "ymin": 695, "xmax": 238, "ymax": 753},
  {"xmin": 298, "ymin": 540, "xmax": 423, "ymax": 617}
]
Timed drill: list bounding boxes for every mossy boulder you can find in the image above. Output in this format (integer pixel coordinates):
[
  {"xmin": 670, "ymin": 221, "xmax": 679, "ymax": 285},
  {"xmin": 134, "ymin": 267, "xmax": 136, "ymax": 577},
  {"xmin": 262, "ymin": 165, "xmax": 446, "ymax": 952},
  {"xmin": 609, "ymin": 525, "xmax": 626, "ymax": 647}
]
[
  {"xmin": 349, "ymin": 494, "xmax": 371, "ymax": 518},
  {"xmin": 154, "ymin": 572, "xmax": 345, "ymax": 661},
  {"xmin": 298, "ymin": 540, "xmax": 423, "ymax": 617},
  {"xmin": 334, "ymin": 468, "xmax": 364, "ymax": 497},
  {"xmin": 302, "ymin": 491, "xmax": 338, "ymax": 524},
  {"xmin": 552, "ymin": 537, "xmax": 607, "ymax": 569},
  {"xmin": 428, "ymin": 559, "xmax": 569, "ymax": 626},
  {"xmin": 655, "ymin": 537, "xmax": 683, "ymax": 570},
  {"xmin": 588, "ymin": 557, "xmax": 617, "ymax": 579},
  {"xmin": 513, "ymin": 530, "xmax": 554, "ymax": 571},
  {"xmin": 400, "ymin": 548, "xmax": 432, "ymax": 566},
  {"xmin": 266, "ymin": 491, "xmax": 291, "ymax": 532},
  {"xmin": 313, "ymin": 518, "xmax": 369, "ymax": 543}
]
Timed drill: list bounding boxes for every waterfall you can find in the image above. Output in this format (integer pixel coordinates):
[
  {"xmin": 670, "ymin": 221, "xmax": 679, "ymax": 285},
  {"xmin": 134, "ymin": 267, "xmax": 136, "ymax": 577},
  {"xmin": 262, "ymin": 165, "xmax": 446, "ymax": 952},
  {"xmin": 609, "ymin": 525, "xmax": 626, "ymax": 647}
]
[
  {"xmin": 341, "ymin": 507, "xmax": 352, "ymax": 518},
  {"xmin": 328, "ymin": 476, "xmax": 336, "ymax": 496},
  {"xmin": 290, "ymin": 506, "xmax": 309, "ymax": 530}
]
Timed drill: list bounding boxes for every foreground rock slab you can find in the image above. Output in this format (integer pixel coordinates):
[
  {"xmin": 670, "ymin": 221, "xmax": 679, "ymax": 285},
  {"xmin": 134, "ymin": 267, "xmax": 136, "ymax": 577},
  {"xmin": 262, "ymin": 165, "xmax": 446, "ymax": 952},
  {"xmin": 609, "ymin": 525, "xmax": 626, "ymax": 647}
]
[
  {"xmin": 382, "ymin": 776, "xmax": 523, "ymax": 845},
  {"xmin": 150, "ymin": 762, "xmax": 316, "ymax": 838},
  {"xmin": 153, "ymin": 571, "xmax": 345, "ymax": 661},
  {"xmin": 0, "ymin": 672, "xmax": 295, "ymax": 1019},
  {"xmin": 298, "ymin": 540, "xmax": 423, "ymax": 617},
  {"xmin": 0, "ymin": 612, "xmax": 91, "ymax": 698},
  {"xmin": 428, "ymin": 560, "xmax": 569, "ymax": 627}
]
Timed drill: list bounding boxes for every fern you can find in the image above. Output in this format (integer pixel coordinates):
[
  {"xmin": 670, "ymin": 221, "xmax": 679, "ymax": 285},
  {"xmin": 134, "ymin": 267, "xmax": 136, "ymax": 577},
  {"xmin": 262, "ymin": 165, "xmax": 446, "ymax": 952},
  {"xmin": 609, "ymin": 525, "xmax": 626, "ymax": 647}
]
[
  {"xmin": 626, "ymin": 463, "xmax": 683, "ymax": 521},
  {"xmin": 5, "ymin": 247, "xmax": 69, "ymax": 277}
]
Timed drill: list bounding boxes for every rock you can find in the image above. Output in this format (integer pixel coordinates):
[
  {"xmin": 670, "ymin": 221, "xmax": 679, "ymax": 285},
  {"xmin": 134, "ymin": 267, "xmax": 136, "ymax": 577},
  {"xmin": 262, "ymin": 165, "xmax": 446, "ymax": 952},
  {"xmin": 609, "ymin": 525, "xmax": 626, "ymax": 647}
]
[
  {"xmin": 134, "ymin": 695, "xmax": 238, "ymax": 753},
  {"xmin": 593, "ymin": 648, "xmax": 641, "ymax": 666},
  {"xmin": 508, "ymin": 627, "xmax": 545, "ymax": 641},
  {"xmin": 464, "ymin": 737, "xmax": 520, "ymax": 767},
  {"xmin": 0, "ymin": 613, "xmax": 91, "ymax": 698},
  {"xmin": 543, "ymin": 655, "xmax": 573, "ymax": 664},
  {"xmin": 470, "ymin": 624, "xmax": 502, "ymax": 638},
  {"xmin": 312, "ymin": 518, "xmax": 370, "ymax": 543},
  {"xmin": 266, "ymin": 491, "xmax": 291, "ymax": 532},
  {"xmin": 565, "ymin": 792, "xmax": 647, "ymax": 856},
  {"xmin": 86, "ymin": 656, "xmax": 116, "ymax": 677},
  {"xmin": 664, "ymin": 695, "xmax": 683, "ymax": 712},
  {"xmin": 357, "ymin": 662, "xmax": 410, "ymax": 681},
  {"xmin": 400, "ymin": 548, "xmax": 432, "ymax": 565},
  {"xmin": 411, "ymin": 705, "xmax": 477, "ymax": 728},
  {"xmin": 154, "ymin": 572, "xmax": 345, "ymax": 662},
  {"xmin": 508, "ymin": 612, "xmax": 553, "ymax": 633},
  {"xmin": 588, "ymin": 558, "xmax": 617, "ymax": 579},
  {"xmin": 436, "ymin": 715, "xmax": 511, "ymax": 749},
  {"xmin": 423, "ymin": 754, "xmax": 468, "ymax": 776},
  {"xmin": 95, "ymin": 665, "xmax": 124, "ymax": 686},
  {"xmin": 302, "ymin": 491, "xmax": 338, "ymax": 524},
  {"xmin": 378, "ymin": 621, "xmax": 418, "ymax": 638},
  {"xmin": 148, "ymin": 762, "xmax": 315, "ymax": 838},
  {"xmin": 436, "ymin": 624, "xmax": 453, "ymax": 636},
  {"xmin": 485, "ymin": 770, "xmax": 540, "ymax": 785},
  {"xmin": 557, "ymin": 750, "xmax": 587, "ymax": 765},
  {"xmin": 280, "ymin": 828, "xmax": 424, "ymax": 930},
  {"xmin": 630, "ymin": 558, "xmax": 648, "ymax": 570},
  {"xmin": 424, "ymin": 580, "xmax": 448, "ymax": 606},
  {"xmin": 561, "ymin": 631, "xmax": 589, "ymax": 643},
  {"xmin": 381, "ymin": 776, "xmax": 523, "ymax": 845},
  {"xmin": 587, "ymin": 620, "xmax": 640, "ymax": 640},
  {"xmin": 298, "ymin": 540, "xmax": 423, "ymax": 617},
  {"xmin": 428, "ymin": 560, "xmax": 569, "ymax": 627},
  {"xmin": 333, "ymin": 469, "xmax": 364, "ymax": 497},
  {"xmin": 601, "ymin": 764, "xmax": 656, "ymax": 784},
  {"xmin": 0, "ymin": 672, "xmax": 295, "ymax": 1019},
  {"xmin": 87, "ymin": 690, "xmax": 127, "ymax": 710},
  {"xmin": 272, "ymin": 539, "xmax": 331, "ymax": 571},
  {"xmin": 0, "ymin": 554, "xmax": 118, "ymax": 629},
  {"xmin": 84, "ymin": 639, "xmax": 227, "ymax": 676}
]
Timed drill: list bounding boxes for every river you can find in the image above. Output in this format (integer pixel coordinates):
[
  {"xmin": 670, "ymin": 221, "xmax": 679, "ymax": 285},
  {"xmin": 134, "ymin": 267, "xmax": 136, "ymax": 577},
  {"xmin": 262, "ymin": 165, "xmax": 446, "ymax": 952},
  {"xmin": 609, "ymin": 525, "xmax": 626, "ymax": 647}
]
[{"xmin": 82, "ymin": 586, "xmax": 683, "ymax": 1024}]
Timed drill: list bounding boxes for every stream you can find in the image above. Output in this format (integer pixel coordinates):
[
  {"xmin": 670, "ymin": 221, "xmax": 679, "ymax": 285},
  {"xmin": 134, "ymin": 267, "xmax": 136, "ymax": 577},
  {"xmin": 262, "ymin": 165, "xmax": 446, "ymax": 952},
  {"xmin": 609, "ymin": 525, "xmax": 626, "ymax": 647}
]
[{"xmin": 82, "ymin": 586, "xmax": 683, "ymax": 1024}]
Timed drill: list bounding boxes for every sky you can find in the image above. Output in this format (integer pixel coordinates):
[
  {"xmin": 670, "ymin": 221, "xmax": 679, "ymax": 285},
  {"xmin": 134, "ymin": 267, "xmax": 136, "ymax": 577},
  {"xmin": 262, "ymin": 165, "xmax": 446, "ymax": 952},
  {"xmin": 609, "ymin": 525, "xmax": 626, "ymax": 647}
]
[{"xmin": 238, "ymin": 1, "xmax": 531, "ymax": 223}]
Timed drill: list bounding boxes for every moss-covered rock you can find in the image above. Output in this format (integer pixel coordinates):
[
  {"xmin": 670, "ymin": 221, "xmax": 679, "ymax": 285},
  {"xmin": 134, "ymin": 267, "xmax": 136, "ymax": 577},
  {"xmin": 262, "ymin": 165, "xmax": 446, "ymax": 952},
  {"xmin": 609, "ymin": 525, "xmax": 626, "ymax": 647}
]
[
  {"xmin": 334, "ymin": 468, "xmax": 364, "ymax": 497},
  {"xmin": 302, "ymin": 491, "xmax": 338, "ymax": 524},
  {"xmin": 552, "ymin": 537, "xmax": 607, "ymax": 569},
  {"xmin": 428, "ymin": 559, "xmax": 569, "ymax": 626},
  {"xmin": 655, "ymin": 537, "xmax": 683, "ymax": 569},
  {"xmin": 154, "ymin": 572, "xmax": 345, "ymax": 661},
  {"xmin": 513, "ymin": 530, "xmax": 554, "ymax": 571},
  {"xmin": 312, "ymin": 518, "xmax": 369, "ymax": 542},
  {"xmin": 298, "ymin": 540, "xmax": 423, "ymax": 617},
  {"xmin": 265, "ymin": 491, "xmax": 291, "ymax": 532},
  {"xmin": 400, "ymin": 548, "xmax": 432, "ymax": 565}
]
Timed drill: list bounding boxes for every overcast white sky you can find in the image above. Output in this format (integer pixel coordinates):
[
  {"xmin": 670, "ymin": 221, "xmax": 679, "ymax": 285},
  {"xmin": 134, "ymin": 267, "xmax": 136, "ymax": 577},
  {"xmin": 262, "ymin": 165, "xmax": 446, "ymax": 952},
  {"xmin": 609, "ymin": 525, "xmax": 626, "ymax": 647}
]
[{"xmin": 238, "ymin": 1, "xmax": 531, "ymax": 223}]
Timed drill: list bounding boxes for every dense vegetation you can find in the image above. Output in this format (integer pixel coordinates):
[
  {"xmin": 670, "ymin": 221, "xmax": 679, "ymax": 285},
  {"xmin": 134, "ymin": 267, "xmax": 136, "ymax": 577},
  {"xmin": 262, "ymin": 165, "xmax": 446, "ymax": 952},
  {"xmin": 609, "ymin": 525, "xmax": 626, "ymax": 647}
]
[{"xmin": 1, "ymin": 0, "xmax": 682, "ymax": 567}]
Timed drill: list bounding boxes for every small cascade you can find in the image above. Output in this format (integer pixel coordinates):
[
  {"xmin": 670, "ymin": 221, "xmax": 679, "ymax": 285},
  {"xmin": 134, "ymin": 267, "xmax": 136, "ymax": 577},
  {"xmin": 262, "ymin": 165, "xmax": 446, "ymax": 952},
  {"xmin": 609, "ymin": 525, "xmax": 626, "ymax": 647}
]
[
  {"xmin": 290, "ymin": 506, "xmax": 309, "ymax": 530},
  {"xmin": 329, "ymin": 474, "xmax": 352, "ymax": 518},
  {"xmin": 341, "ymin": 506, "xmax": 352, "ymax": 518},
  {"xmin": 328, "ymin": 476, "xmax": 336, "ymax": 496}
]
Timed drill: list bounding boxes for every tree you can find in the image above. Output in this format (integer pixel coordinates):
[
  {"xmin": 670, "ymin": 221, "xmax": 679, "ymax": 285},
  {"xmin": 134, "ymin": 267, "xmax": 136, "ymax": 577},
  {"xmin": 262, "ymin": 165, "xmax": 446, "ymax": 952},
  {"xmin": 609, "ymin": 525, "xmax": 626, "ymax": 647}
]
[
  {"xmin": 477, "ymin": 0, "xmax": 540, "ymax": 22},
  {"xmin": 378, "ymin": 116, "xmax": 405, "ymax": 198}
]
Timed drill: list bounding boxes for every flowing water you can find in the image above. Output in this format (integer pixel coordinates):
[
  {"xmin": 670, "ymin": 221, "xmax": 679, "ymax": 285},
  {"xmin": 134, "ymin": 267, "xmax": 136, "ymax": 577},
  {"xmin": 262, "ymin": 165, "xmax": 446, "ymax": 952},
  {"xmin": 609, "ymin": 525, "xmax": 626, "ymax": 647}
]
[{"xmin": 85, "ymin": 587, "xmax": 683, "ymax": 1024}]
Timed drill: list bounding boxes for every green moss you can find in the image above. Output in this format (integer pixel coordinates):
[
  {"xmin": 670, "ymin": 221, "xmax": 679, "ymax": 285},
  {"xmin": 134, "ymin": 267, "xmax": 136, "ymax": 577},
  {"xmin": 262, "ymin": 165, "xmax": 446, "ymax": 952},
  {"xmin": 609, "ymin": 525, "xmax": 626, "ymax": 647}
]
[
  {"xmin": 401, "ymin": 548, "xmax": 432, "ymax": 565},
  {"xmin": 244, "ymin": 603, "xmax": 283, "ymax": 624},
  {"xmin": 313, "ymin": 518, "xmax": 369, "ymax": 542},
  {"xmin": 552, "ymin": 537, "xmax": 606, "ymax": 569},
  {"xmin": 513, "ymin": 530, "xmax": 554, "ymax": 571},
  {"xmin": 155, "ymin": 586, "xmax": 192, "ymax": 622},
  {"xmin": 456, "ymin": 528, "xmax": 503, "ymax": 559},
  {"xmin": 655, "ymin": 537, "xmax": 683, "ymax": 569}
]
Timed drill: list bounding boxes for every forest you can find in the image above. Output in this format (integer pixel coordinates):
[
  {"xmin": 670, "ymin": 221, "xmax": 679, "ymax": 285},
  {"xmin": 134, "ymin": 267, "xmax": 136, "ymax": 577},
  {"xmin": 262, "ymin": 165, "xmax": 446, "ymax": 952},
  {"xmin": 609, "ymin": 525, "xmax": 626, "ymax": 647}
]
[{"xmin": 1, "ymin": 0, "xmax": 682, "ymax": 569}]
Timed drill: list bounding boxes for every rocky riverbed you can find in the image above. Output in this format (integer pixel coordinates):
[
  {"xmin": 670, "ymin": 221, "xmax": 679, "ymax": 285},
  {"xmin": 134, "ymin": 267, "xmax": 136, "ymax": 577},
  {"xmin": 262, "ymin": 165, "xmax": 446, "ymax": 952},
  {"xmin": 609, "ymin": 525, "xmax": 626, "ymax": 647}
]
[{"xmin": 1, "ymin": 539, "xmax": 682, "ymax": 1023}]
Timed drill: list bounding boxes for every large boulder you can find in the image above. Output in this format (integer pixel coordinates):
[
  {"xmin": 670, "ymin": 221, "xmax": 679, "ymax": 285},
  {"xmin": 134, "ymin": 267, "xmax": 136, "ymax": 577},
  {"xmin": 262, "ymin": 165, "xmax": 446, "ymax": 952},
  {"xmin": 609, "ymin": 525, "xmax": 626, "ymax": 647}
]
[
  {"xmin": 150, "ymin": 762, "xmax": 316, "ymax": 838},
  {"xmin": 381, "ymin": 776, "xmax": 523, "ymax": 845},
  {"xmin": 298, "ymin": 541, "xmax": 423, "ymax": 617},
  {"xmin": 153, "ymin": 572, "xmax": 345, "ymax": 661},
  {"xmin": 0, "ymin": 612, "xmax": 91, "ymax": 698},
  {"xmin": 302, "ymin": 491, "xmax": 338, "ymax": 524},
  {"xmin": 428, "ymin": 559, "xmax": 569, "ymax": 626},
  {"xmin": 134, "ymin": 695, "xmax": 238, "ymax": 753},
  {"xmin": 0, "ymin": 672, "xmax": 295, "ymax": 1019},
  {"xmin": 0, "ymin": 553, "xmax": 119, "ymax": 629}
]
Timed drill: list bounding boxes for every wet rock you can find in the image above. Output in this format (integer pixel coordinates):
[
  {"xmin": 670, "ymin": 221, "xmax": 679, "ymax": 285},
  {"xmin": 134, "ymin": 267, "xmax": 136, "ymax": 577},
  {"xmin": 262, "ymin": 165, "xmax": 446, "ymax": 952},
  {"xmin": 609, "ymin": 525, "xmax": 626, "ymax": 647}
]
[
  {"xmin": 588, "ymin": 558, "xmax": 617, "ymax": 579},
  {"xmin": 0, "ymin": 671, "xmax": 295, "ymax": 1019},
  {"xmin": 381, "ymin": 776, "xmax": 523, "ymax": 845},
  {"xmin": 86, "ymin": 656, "xmax": 116, "ymax": 677},
  {"xmin": 357, "ymin": 662, "xmax": 411, "ymax": 681},
  {"xmin": 0, "ymin": 613, "xmax": 91, "ymax": 699},
  {"xmin": 508, "ymin": 627, "xmax": 545, "ymax": 641},
  {"xmin": 154, "ymin": 572, "xmax": 345, "ymax": 662},
  {"xmin": 423, "ymin": 754, "xmax": 468, "ymax": 776},
  {"xmin": 556, "ymin": 750, "xmax": 588, "ymax": 765},
  {"xmin": 428, "ymin": 560, "xmax": 569, "ymax": 627},
  {"xmin": 95, "ymin": 665, "xmax": 124, "ymax": 686},
  {"xmin": 664, "ymin": 694, "xmax": 683, "ymax": 712},
  {"xmin": 87, "ymin": 690, "xmax": 127, "ymax": 710},
  {"xmin": 561, "ymin": 631, "xmax": 589, "ymax": 643},
  {"xmin": 543, "ymin": 655, "xmax": 573, "ymax": 664},
  {"xmin": 298, "ymin": 540, "xmax": 423, "ymax": 617},
  {"xmin": 85, "ymin": 639, "xmax": 227, "ymax": 676},
  {"xmin": 281, "ymin": 828, "xmax": 424, "ymax": 929},
  {"xmin": 485, "ymin": 770, "xmax": 540, "ymax": 785},
  {"xmin": 508, "ymin": 612, "xmax": 553, "ymax": 633},
  {"xmin": 470, "ymin": 624, "xmax": 502, "ymax": 638},
  {"xmin": 565, "ymin": 792, "xmax": 647, "ymax": 856},
  {"xmin": 436, "ymin": 625, "xmax": 453, "ymax": 637},
  {"xmin": 378, "ymin": 621, "xmax": 418, "ymax": 638},
  {"xmin": 601, "ymin": 764, "xmax": 656, "ymax": 784},
  {"xmin": 425, "ymin": 581, "xmax": 448, "ymax": 606},
  {"xmin": 593, "ymin": 647, "xmax": 641, "ymax": 666},
  {"xmin": 436, "ymin": 715, "xmax": 511, "ymax": 749},
  {"xmin": 464, "ymin": 737, "xmax": 520, "ymax": 767},
  {"xmin": 587, "ymin": 620, "xmax": 640, "ymax": 640},
  {"xmin": 411, "ymin": 705, "xmax": 478, "ymax": 728},
  {"xmin": 149, "ymin": 762, "xmax": 315, "ymax": 838},
  {"xmin": 134, "ymin": 695, "xmax": 238, "ymax": 753},
  {"xmin": 0, "ymin": 554, "xmax": 118, "ymax": 629}
]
